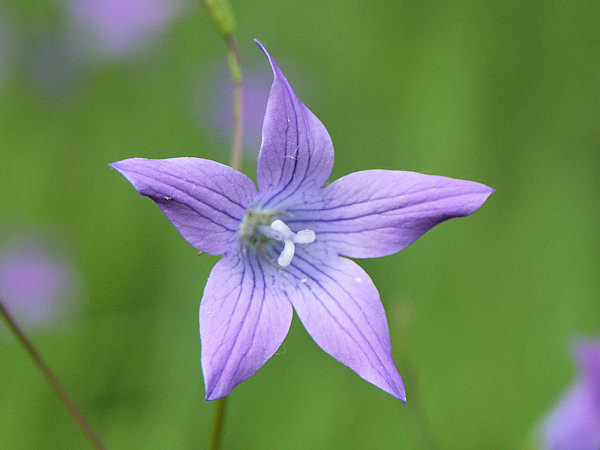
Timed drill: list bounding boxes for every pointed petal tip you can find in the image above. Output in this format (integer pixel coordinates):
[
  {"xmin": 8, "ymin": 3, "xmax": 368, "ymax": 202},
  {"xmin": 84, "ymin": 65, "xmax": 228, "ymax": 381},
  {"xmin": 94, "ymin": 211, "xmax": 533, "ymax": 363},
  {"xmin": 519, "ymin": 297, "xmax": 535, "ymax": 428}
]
[
  {"xmin": 479, "ymin": 183, "xmax": 495, "ymax": 207},
  {"xmin": 204, "ymin": 375, "xmax": 231, "ymax": 401},
  {"xmin": 253, "ymin": 39, "xmax": 280, "ymax": 77},
  {"xmin": 108, "ymin": 158, "xmax": 136, "ymax": 174},
  {"xmin": 397, "ymin": 388, "xmax": 407, "ymax": 403},
  {"xmin": 108, "ymin": 159, "xmax": 130, "ymax": 178},
  {"xmin": 108, "ymin": 158, "xmax": 143, "ymax": 185},
  {"xmin": 204, "ymin": 390, "xmax": 225, "ymax": 402},
  {"xmin": 384, "ymin": 378, "xmax": 406, "ymax": 402},
  {"xmin": 253, "ymin": 39, "xmax": 268, "ymax": 57}
]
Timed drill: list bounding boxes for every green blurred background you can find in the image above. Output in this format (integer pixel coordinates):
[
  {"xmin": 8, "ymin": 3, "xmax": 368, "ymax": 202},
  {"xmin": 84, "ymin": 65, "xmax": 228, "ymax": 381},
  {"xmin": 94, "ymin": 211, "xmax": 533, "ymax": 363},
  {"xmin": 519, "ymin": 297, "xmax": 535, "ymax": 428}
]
[{"xmin": 1, "ymin": 0, "xmax": 598, "ymax": 448}]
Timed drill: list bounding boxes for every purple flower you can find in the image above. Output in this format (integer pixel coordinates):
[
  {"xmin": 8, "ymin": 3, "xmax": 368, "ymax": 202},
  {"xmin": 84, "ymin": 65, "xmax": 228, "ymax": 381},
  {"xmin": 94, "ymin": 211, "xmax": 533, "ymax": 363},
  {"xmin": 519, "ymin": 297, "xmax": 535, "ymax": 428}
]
[
  {"xmin": 67, "ymin": 0, "xmax": 180, "ymax": 57},
  {"xmin": 110, "ymin": 41, "xmax": 493, "ymax": 401},
  {"xmin": 0, "ymin": 235, "xmax": 76, "ymax": 329},
  {"xmin": 540, "ymin": 338, "xmax": 600, "ymax": 449}
]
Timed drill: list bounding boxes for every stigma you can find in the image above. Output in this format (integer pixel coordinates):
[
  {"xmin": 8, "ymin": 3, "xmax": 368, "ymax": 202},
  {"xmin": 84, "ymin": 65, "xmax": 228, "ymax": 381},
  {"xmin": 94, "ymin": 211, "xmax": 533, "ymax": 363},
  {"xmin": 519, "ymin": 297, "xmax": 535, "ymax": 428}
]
[{"xmin": 258, "ymin": 219, "xmax": 315, "ymax": 267}]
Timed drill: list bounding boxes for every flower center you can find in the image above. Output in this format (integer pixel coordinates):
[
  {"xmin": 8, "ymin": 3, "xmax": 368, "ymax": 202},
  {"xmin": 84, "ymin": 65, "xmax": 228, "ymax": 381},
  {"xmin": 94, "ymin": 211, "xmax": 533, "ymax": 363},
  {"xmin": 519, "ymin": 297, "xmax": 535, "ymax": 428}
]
[{"xmin": 239, "ymin": 209, "xmax": 315, "ymax": 267}]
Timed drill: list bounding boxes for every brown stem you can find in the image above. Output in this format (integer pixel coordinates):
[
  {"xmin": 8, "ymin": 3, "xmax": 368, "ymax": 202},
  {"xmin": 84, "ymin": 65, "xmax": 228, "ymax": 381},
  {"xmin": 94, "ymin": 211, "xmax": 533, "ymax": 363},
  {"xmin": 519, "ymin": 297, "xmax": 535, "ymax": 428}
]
[{"xmin": 0, "ymin": 300, "xmax": 105, "ymax": 450}]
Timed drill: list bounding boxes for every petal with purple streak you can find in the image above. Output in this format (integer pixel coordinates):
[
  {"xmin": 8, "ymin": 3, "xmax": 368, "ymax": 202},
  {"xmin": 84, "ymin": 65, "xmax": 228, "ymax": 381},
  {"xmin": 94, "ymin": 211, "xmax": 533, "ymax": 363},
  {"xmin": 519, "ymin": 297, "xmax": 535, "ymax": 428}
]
[
  {"xmin": 281, "ymin": 252, "xmax": 406, "ymax": 401},
  {"xmin": 254, "ymin": 40, "xmax": 334, "ymax": 209},
  {"xmin": 287, "ymin": 169, "xmax": 494, "ymax": 259},
  {"xmin": 200, "ymin": 251, "xmax": 293, "ymax": 400},
  {"xmin": 110, "ymin": 157, "xmax": 257, "ymax": 255}
]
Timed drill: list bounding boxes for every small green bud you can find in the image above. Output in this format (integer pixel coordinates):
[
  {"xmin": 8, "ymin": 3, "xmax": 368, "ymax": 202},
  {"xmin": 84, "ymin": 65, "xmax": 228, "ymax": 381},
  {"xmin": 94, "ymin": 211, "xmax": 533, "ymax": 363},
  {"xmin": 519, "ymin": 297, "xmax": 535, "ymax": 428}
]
[{"xmin": 201, "ymin": 0, "xmax": 236, "ymax": 38}]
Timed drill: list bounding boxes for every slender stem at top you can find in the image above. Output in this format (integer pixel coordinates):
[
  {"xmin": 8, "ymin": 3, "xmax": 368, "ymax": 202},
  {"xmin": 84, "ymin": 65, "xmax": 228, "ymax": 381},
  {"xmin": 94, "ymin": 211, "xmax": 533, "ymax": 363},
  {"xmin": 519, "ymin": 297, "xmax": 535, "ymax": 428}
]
[
  {"xmin": 0, "ymin": 300, "xmax": 105, "ymax": 450},
  {"xmin": 199, "ymin": 1, "xmax": 244, "ymax": 448},
  {"xmin": 199, "ymin": 0, "xmax": 245, "ymax": 171},
  {"xmin": 226, "ymin": 34, "xmax": 244, "ymax": 171}
]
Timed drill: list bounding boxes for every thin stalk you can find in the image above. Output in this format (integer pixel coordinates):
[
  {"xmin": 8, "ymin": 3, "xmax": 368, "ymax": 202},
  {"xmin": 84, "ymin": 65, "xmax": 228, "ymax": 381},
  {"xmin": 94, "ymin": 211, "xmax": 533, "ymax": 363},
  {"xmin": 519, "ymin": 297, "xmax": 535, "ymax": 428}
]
[
  {"xmin": 0, "ymin": 300, "xmax": 105, "ymax": 450},
  {"xmin": 227, "ymin": 34, "xmax": 244, "ymax": 171},
  {"xmin": 209, "ymin": 396, "xmax": 228, "ymax": 450},
  {"xmin": 199, "ymin": 0, "xmax": 244, "ymax": 171},
  {"xmin": 199, "ymin": 1, "xmax": 243, "ymax": 448}
]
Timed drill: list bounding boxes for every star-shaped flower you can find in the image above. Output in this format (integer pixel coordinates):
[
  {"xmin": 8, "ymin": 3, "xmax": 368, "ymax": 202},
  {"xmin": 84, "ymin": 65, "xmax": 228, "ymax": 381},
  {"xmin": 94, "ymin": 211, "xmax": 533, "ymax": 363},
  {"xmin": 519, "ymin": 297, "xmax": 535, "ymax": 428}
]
[{"xmin": 110, "ymin": 41, "xmax": 493, "ymax": 401}]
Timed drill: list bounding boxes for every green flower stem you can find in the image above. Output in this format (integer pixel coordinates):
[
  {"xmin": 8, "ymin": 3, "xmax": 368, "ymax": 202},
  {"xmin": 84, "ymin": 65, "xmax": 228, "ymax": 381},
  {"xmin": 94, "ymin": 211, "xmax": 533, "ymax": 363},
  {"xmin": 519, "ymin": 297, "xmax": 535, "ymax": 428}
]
[
  {"xmin": 200, "ymin": 0, "xmax": 244, "ymax": 171},
  {"xmin": 227, "ymin": 34, "xmax": 244, "ymax": 171},
  {"xmin": 209, "ymin": 396, "xmax": 228, "ymax": 450},
  {"xmin": 0, "ymin": 299, "xmax": 105, "ymax": 450},
  {"xmin": 200, "ymin": 1, "xmax": 242, "ymax": 448}
]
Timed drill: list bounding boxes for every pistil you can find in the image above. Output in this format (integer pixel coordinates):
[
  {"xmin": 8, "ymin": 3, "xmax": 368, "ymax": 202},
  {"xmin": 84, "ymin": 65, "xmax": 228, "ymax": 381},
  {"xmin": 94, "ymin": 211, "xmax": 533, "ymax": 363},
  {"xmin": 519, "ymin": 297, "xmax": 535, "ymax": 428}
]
[{"xmin": 257, "ymin": 219, "xmax": 315, "ymax": 267}]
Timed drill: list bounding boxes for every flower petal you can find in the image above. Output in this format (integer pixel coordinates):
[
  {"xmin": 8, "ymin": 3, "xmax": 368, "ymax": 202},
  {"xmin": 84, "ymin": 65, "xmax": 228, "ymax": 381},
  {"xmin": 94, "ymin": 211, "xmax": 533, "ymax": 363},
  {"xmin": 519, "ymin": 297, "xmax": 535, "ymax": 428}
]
[
  {"xmin": 254, "ymin": 40, "xmax": 334, "ymax": 209},
  {"xmin": 110, "ymin": 157, "xmax": 256, "ymax": 255},
  {"xmin": 200, "ymin": 251, "xmax": 293, "ymax": 400},
  {"xmin": 287, "ymin": 169, "xmax": 494, "ymax": 258},
  {"xmin": 541, "ymin": 381, "xmax": 600, "ymax": 450},
  {"xmin": 280, "ymin": 252, "xmax": 406, "ymax": 400}
]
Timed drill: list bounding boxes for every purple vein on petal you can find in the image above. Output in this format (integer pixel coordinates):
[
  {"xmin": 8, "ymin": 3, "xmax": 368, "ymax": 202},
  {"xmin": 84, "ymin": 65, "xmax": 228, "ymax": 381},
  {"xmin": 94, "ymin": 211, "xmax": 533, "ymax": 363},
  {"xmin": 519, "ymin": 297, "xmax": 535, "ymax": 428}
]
[
  {"xmin": 265, "ymin": 106, "xmax": 316, "ymax": 208},
  {"xmin": 254, "ymin": 40, "xmax": 332, "ymax": 209},
  {"xmin": 287, "ymin": 192, "xmax": 483, "ymax": 226},
  {"xmin": 287, "ymin": 253, "xmax": 402, "ymax": 396},
  {"xmin": 303, "ymin": 256, "xmax": 389, "ymax": 351},
  {"xmin": 204, "ymin": 256, "xmax": 249, "ymax": 398},
  {"xmin": 120, "ymin": 164, "xmax": 249, "ymax": 218},
  {"xmin": 289, "ymin": 183, "xmax": 489, "ymax": 216},
  {"xmin": 150, "ymin": 183, "xmax": 238, "ymax": 231},
  {"xmin": 234, "ymin": 253, "xmax": 268, "ymax": 377},
  {"xmin": 259, "ymin": 81, "xmax": 302, "ymax": 207},
  {"xmin": 147, "ymin": 165, "xmax": 250, "ymax": 210},
  {"xmin": 261, "ymin": 81, "xmax": 314, "ymax": 208}
]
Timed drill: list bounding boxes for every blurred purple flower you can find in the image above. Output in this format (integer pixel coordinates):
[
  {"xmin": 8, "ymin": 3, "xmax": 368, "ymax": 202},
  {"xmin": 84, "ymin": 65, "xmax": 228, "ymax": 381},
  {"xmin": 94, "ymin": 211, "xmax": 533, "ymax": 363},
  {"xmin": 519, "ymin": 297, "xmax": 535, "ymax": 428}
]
[
  {"xmin": 111, "ymin": 41, "xmax": 493, "ymax": 401},
  {"xmin": 0, "ymin": 235, "xmax": 76, "ymax": 329},
  {"xmin": 541, "ymin": 338, "xmax": 600, "ymax": 449},
  {"xmin": 68, "ymin": 0, "xmax": 180, "ymax": 57},
  {"xmin": 197, "ymin": 64, "xmax": 271, "ymax": 155}
]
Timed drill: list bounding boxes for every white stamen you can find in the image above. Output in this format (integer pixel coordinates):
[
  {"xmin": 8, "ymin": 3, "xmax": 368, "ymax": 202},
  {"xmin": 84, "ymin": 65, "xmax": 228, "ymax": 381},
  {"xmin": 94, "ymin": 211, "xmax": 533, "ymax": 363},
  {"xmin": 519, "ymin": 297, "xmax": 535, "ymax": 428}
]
[
  {"xmin": 258, "ymin": 219, "xmax": 316, "ymax": 267},
  {"xmin": 293, "ymin": 229, "xmax": 316, "ymax": 244},
  {"xmin": 278, "ymin": 240, "xmax": 295, "ymax": 267},
  {"xmin": 270, "ymin": 220, "xmax": 292, "ymax": 238}
]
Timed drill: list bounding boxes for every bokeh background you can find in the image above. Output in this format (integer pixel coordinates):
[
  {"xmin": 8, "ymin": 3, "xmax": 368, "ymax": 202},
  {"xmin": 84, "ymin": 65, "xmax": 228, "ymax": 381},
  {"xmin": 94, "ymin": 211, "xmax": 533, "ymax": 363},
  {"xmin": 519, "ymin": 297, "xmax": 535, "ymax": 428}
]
[{"xmin": 1, "ymin": 1, "xmax": 598, "ymax": 448}]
